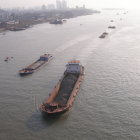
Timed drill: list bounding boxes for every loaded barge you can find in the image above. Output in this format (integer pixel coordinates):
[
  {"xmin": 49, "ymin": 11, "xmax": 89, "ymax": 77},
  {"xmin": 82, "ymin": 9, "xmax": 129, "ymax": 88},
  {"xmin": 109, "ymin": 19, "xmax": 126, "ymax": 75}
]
[
  {"xmin": 40, "ymin": 60, "xmax": 84, "ymax": 115},
  {"xmin": 19, "ymin": 54, "xmax": 53, "ymax": 75}
]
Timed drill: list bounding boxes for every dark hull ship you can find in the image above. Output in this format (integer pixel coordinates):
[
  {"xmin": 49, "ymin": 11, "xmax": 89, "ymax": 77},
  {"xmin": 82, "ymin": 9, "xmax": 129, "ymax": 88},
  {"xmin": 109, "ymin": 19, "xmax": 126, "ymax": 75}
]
[{"xmin": 40, "ymin": 60, "xmax": 84, "ymax": 115}]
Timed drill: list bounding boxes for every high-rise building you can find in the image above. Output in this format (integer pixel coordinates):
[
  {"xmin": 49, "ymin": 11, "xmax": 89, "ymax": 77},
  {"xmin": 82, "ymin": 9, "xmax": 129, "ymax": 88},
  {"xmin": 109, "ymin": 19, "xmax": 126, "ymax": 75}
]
[
  {"xmin": 56, "ymin": 0, "xmax": 67, "ymax": 9},
  {"xmin": 42, "ymin": 4, "xmax": 46, "ymax": 10},
  {"xmin": 62, "ymin": 0, "xmax": 67, "ymax": 9},
  {"xmin": 83, "ymin": 4, "xmax": 85, "ymax": 9},
  {"xmin": 56, "ymin": 0, "xmax": 62, "ymax": 9},
  {"xmin": 47, "ymin": 4, "xmax": 55, "ymax": 10}
]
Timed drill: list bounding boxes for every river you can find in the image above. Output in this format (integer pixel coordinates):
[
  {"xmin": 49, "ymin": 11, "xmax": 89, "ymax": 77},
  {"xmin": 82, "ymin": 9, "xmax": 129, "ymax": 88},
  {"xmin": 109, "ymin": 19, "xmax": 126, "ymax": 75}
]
[{"xmin": 0, "ymin": 10, "xmax": 140, "ymax": 140}]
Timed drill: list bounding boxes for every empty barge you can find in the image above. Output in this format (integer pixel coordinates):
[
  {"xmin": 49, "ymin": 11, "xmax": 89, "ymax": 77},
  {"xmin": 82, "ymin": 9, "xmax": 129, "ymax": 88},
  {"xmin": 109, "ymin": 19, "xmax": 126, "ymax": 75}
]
[
  {"xmin": 19, "ymin": 54, "xmax": 53, "ymax": 75},
  {"xmin": 40, "ymin": 60, "xmax": 84, "ymax": 115}
]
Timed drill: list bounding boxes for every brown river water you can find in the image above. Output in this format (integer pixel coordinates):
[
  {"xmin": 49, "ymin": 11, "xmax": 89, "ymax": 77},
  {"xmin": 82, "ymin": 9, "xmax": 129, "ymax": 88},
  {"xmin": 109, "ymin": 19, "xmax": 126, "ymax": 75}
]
[{"xmin": 0, "ymin": 10, "xmax": 140, "ymax": 140}]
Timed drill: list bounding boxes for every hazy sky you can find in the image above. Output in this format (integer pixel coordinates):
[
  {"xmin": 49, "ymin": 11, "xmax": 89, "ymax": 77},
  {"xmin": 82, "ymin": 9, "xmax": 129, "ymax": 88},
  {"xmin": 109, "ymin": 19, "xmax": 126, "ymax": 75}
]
[{"xmin": 0, "ymin": 0, "xmax": 140, "ymax": 9}]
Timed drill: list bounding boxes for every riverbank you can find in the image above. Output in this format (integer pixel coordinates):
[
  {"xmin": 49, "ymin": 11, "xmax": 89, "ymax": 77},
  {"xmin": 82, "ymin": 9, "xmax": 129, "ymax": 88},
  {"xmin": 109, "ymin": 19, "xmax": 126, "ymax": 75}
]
[{"xmin": 0, "ymin": 8, "xmax": 100, "ymax": 33}]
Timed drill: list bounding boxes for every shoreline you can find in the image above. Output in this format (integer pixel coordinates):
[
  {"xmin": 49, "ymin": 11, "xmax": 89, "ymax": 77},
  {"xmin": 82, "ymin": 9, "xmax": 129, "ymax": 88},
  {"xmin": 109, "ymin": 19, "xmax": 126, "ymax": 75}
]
[{"xmin": 0, "ymin": 9, "xmax": 100, "ymax": 33}]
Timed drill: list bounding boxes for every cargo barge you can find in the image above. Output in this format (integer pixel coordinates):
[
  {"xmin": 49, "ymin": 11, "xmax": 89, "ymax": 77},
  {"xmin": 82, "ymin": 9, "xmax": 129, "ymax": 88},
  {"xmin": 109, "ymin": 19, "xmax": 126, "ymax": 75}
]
[
  {"xmin": 40, "ymin": 60, "xmax": 84, "ymax": 115},
  {"xmin": 19, "ymin": 54, "xmax": 53, "ymax": 75},
  {"xmin": 99, "ymin": 32, "xmax": 109, "ymax": 39}
]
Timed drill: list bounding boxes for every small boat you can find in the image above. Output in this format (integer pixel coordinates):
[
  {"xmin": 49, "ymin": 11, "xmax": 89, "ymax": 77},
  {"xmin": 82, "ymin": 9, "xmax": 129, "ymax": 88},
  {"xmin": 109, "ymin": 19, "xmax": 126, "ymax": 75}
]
[
  {"xmin": 102, "ymin": 32, "xmax": 108, "ymax": 35},
  {"xmin": 49, "ymin": 19, "xmax": 63, "ymax": 24},
  {"xmin": 19, "ymin": 54, "xmax": 53, "ymax": 76},
  {"xmin": 4, "ymin": 57, "xmax": 9, "ymax": 62},
  {"xmin": 99, "ymin": 32, "xmax": 108, "ymax": 38},
  {"xmin": 40, "ymin": 60, "xmax": 84, "ymax": 115},
  {"xmin": 9, "ymin": 27, "xmax": 26, "ymax": 31},
  {"xmin": 99, "ymin": 34, "xmax": 106, "ymax": 38},
  {"xmin": 108, "ymin": 26, "xmax": 116, "ymax": 29}
]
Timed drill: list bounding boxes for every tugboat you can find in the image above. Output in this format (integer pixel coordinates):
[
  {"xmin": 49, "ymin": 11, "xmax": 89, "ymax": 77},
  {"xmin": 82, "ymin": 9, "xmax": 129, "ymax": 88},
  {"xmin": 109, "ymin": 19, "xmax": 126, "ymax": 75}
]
[
  {"xmin": 40, "ymin": 60, "xmax": 84, "ymax": 115},
  {"xmin": 62, "ymin": 19, "xmax": 67, "ymax": 22},
  {"xmin": 19, "ymin": 54, "xmax": 53, "ymax": 76}
]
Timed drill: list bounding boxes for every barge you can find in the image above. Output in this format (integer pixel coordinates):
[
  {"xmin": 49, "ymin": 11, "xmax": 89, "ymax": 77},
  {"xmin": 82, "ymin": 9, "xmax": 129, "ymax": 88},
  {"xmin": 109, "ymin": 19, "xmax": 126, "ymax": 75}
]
[
  {"xmin": 19, "ymin": 54, "xmax": 53, "ymax": 75},
  {"xmin": 99, "ymin": 32, "xmax": 109, "ymax": 38},
  {"xmin": 108, "ymin": 26, "xmax": 116, "ymax": 29},
  {"xmin": 40, "ymin": 60, "xmax": 84, "ymax": 115}
]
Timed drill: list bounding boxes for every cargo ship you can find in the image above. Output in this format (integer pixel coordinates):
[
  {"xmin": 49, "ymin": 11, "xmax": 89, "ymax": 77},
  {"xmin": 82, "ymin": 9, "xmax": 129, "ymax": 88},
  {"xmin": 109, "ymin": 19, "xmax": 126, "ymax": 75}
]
[
  {"xmin": 19, "ymin": 54, "xmax": 53, "ymax": 75},
  {"xmin": 40, "ymin": 60, "xmax": 84, "ymax": 115}
]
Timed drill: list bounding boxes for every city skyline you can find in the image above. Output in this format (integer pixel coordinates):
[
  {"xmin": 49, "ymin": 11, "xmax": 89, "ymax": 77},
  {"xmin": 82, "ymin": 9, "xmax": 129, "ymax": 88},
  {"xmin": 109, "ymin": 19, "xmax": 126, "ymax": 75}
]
[{"xmin": 0, "ymin": 0, "xmax": 140, "ymax": 9}]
